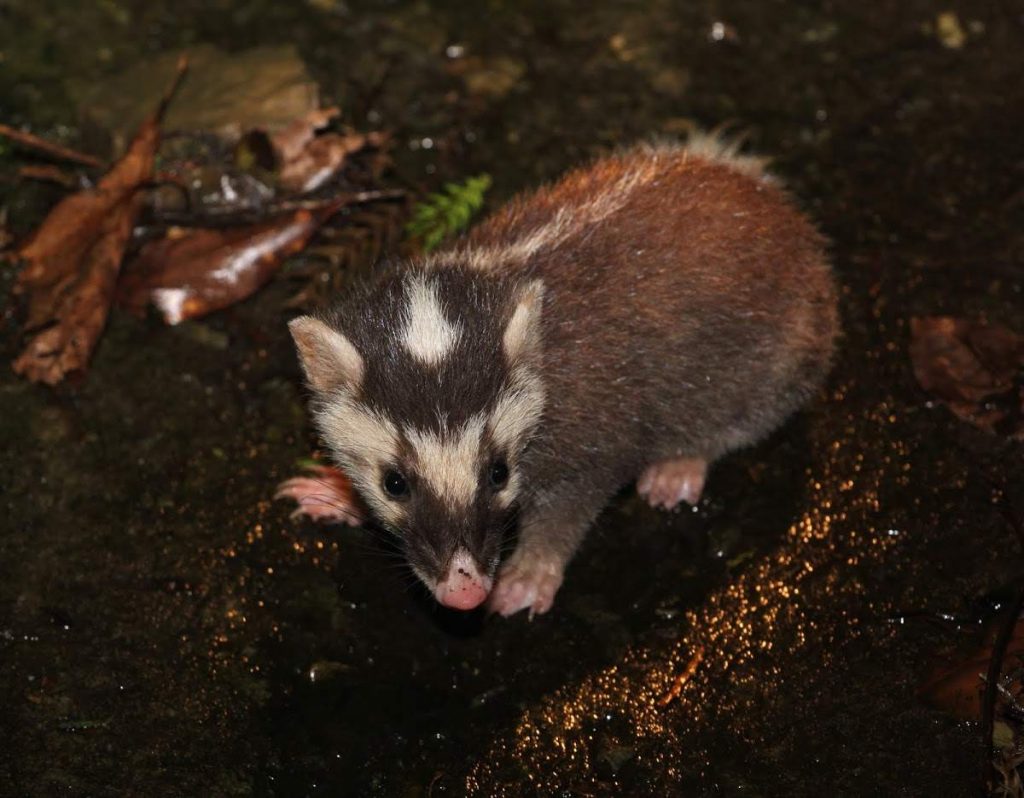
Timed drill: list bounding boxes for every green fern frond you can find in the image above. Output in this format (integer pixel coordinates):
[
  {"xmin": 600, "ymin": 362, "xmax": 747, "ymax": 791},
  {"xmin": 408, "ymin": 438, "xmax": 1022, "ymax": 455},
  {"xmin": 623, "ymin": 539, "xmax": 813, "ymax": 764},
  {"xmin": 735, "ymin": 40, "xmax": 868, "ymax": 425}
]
[{"xmin": 405, "ymin": 173, "xmax": 492, "ymax": 252}]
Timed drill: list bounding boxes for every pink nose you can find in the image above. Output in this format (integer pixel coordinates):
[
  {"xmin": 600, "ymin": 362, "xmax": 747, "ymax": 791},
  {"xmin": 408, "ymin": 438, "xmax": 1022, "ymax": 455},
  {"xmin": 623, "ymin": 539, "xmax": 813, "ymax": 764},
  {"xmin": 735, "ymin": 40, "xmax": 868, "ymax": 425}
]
[{"xmin": 435, "ymin": 551, "xmax": 492, "ymax": 611}]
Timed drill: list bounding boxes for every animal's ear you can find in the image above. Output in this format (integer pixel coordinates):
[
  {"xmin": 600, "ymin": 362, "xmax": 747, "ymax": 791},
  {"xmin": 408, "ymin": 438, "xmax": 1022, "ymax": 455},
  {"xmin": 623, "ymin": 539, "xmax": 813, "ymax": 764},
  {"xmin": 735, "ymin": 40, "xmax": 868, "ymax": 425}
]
[
  {"xmin": 503, "ymin": 279, "xmax": 545, "ymax": 363},
  {"xmin": 289, "ymin": 316, "xmax": 364, "ymax": 393}
]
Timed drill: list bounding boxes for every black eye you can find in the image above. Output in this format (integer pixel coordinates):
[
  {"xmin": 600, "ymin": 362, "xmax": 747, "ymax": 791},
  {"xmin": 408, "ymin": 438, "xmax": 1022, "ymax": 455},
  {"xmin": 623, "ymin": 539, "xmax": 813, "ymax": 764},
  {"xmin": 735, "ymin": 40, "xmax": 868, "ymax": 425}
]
[
  {"xmin": 383, "ymin": 469, "xmax": 409, "ymax": 499},
  {"xmin": 488, "ymin": 459, "xmax": 509, "ymax": 489}
]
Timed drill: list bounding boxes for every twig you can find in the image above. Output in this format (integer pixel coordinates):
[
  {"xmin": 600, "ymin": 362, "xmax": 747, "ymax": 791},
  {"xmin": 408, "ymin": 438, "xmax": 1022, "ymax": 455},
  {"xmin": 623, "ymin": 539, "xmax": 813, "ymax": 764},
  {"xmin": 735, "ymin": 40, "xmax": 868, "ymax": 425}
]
[
  {"xmin": 982, "ymin": 586, "xmax": 1024, "ymax": 794},
  {"xmin": 155, "ymin": 55, "xmax": 190, "ymax": 124},
  {"xmin": 657, "ymin": 646, "xmax": 705, "ymax": 707},
  {"xmin": 17, "ymin": 164, "xmax": 77, "ymax": 187},
  {"xmin": 150, "ymin": 189, "xmax": 406, "ymax": 227},
  {"xmin": 0, "ymin": 122, "xmax": 104, "ymax": 169}
]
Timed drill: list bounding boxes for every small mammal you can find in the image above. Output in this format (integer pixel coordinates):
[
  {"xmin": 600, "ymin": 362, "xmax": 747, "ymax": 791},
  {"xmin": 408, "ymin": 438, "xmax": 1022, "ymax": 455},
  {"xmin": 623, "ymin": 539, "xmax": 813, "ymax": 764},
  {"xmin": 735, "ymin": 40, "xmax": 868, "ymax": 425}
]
[{"xmin": 285, "ymin": 136, "xmax": 838, "ymax": 618}]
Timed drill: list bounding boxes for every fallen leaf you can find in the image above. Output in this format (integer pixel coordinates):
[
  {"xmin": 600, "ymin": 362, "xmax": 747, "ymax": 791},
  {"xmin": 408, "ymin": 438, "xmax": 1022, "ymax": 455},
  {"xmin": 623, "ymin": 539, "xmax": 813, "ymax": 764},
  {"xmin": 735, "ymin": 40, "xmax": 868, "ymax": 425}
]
[
  {"xmin": 11, "ymin": 57, "xmax": 188, "ymax": 385},
  {"xmin": 278, "ymin": 131, "xmax": 385, "ymax": 195},
  {"xmin": 13, "ymin": 193, "xmax": 142, "ymax": 385},
  {"xmin": 909, "ymin": 316, "xmax": 1024, "ymax": 437},
  {"xmin": 918, "ymin": 615, "xmax": 1024, "ymax": 721},
  {"xmin": 118, "ymin": 198, "xmax": 348, "ymax": 324},
  {"xmin": 270, "ymin": 106, "xmax": 341, "ymax": 165}
]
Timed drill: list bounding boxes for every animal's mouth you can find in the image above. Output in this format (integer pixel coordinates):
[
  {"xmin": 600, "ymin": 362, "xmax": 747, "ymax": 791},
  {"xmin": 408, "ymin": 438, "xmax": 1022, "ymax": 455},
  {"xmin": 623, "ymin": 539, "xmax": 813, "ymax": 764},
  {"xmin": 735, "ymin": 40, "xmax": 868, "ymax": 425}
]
[{"xmin": 434, "ymin": 549, "xmax": 493, "ymax": 611}]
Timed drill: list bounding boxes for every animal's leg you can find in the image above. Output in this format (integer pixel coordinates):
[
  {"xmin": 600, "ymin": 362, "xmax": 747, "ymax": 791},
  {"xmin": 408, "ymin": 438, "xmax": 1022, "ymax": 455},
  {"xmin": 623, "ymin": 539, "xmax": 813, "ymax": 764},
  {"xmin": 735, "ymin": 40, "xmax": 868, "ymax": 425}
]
[
  {"xmin": 489, "ymin": 487, "xmax": 603, "ymax": 619},
  {"xmin": 636, "ymin": 456, "xmax": 708, "ymax": 510}
]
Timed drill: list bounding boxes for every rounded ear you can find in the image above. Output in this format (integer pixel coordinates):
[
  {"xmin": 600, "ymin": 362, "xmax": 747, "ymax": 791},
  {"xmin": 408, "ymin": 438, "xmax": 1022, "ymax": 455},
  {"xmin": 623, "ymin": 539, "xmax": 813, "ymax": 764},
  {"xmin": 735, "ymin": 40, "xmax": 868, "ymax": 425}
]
[
  {"xmin": 288, "ymin": 316, "xmax": 364, "ymax": 393},
  {"xmin": 503, "ymin": 279, "xmax": 545, "ymax": 363}
]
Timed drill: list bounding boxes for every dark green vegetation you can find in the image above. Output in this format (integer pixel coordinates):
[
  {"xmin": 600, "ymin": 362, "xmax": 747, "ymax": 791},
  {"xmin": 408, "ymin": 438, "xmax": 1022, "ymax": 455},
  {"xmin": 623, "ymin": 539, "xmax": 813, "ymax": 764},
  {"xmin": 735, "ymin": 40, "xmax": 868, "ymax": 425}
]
[{"xmin": 2, "ymin": 1, "xmax": 1023, "ymax": 795}]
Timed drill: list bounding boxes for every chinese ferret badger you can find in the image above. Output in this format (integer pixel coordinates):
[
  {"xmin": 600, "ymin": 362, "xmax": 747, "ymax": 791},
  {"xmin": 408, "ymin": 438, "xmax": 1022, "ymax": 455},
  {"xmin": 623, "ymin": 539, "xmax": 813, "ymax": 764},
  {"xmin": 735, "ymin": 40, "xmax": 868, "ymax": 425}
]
[{"xmin": 285, "ymin": 136, "xmax": 838, "ymax": 618}]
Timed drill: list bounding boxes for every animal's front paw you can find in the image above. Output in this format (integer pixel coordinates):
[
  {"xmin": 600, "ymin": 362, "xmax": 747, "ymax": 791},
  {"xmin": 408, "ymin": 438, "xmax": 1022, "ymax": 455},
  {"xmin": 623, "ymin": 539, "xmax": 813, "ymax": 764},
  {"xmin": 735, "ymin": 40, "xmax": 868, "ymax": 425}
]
[
  {"xmin": 275, "ymin": 464, "xmax": 365, "ymax": 525},
  {"xmin": 637, "ymin": 456, "xmax": 707, "ymax": 510},
  {"xmin": 488, "ymin": 549, "xmax": 564, "ymax": 619}
]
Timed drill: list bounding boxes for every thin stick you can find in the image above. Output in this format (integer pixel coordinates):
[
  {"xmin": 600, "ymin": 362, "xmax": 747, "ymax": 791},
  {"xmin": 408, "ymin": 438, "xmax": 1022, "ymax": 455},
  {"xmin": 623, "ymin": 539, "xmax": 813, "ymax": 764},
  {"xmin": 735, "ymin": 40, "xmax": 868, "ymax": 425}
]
[
  {"xmin": 154, "ymin": 55, "xmax": 190, "ymax": 123},
  {"xmin": 0, "ymin": 123, "xmax": 104, "ymax": 169},
  {"xmin": 982, "ymin": 586, "xmax": 1024, "ymax": 793},
  {"xmin": 151, "ymin": 189, "xmax": 406, "ymax": 227}
]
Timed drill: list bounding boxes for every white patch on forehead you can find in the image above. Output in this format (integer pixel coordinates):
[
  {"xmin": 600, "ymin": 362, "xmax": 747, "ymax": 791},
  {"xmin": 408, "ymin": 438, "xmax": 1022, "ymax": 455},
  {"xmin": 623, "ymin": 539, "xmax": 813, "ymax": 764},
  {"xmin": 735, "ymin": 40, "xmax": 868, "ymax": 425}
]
[
  {"xmin": 402, "ymin": 275, "xmax": 460, "ymax": 365},
  {"xmin": 315, "ymin": 394, "xmax": 403, "ymax": 527},
  {"xmin": 406, "ymin": 414, "xmax": 485, "ymax": 506},
  {"xmin": 489, "ymin": 369, "xmax": 546, "ymax": 452}
]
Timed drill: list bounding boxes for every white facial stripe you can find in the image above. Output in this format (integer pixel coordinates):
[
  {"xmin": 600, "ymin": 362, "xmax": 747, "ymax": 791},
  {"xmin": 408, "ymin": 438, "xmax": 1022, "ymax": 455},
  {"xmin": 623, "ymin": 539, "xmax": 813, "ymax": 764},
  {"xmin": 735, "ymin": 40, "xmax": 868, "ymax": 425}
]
[
  {"xmin": 489, "ymin": 369, "xmax": 546, "ymax": 452},
  {"xmin": 426, "ymin": 162, "xmax": 658, "ymax": 273},
  {"xmin": 402, "ymin": 275, "xmax": 460, "ymax": 365},
  {"xmin": 315, "ymin": 394, "xmax": 404, "ymax": 526},
  {"xmin": 496, "ymin": 471, "xmax": 521, "ymax": 509},
  {"xmin": 406, "ymin": 414, "xmax": 485, "ymax": 507}
]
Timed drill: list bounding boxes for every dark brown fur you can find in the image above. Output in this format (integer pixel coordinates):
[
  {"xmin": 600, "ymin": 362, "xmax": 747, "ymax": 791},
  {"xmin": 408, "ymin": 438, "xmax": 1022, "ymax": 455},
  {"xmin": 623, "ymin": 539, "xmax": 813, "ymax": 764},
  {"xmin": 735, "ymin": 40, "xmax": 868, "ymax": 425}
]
[
  {"xmin": 303, "ymin": 140, "xmax": 838, "ymax": 612},
  {"xmin": 460, "ymin": 144, "xmax": 837, "ymax": 563}
]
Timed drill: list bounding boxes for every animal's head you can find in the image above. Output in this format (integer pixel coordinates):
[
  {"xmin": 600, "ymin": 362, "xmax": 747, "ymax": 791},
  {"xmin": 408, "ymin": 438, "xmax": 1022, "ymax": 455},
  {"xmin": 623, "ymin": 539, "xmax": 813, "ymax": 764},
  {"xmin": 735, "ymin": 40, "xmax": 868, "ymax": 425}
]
[{"xmin": 289, "ymin": 267, "xmax": 546, "ymax": 610}]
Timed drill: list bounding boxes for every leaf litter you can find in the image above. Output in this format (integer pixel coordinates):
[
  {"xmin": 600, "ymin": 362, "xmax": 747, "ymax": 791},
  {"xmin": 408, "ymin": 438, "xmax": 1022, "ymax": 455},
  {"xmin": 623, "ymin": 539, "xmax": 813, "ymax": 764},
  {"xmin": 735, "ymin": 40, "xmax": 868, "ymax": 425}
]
[
  {"xmin": 10, "ymin": 57, "xmax": 188, "ymax": 385},
  {"xmin": 6, "ymin": 52, "xmax": 404, "ymax": 385},
  {"xmin": 910, "ymin": 316, "xmax": 1024, "ymax": 439}
]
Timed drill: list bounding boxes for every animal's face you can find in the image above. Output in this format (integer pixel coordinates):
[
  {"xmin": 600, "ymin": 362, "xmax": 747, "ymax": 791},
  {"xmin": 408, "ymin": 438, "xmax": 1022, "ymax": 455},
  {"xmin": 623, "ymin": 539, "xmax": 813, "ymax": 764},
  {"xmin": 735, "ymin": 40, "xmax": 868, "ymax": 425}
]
[{"xmin": 289, "ymin": 268, "xmax": 545, "ymax": 609}]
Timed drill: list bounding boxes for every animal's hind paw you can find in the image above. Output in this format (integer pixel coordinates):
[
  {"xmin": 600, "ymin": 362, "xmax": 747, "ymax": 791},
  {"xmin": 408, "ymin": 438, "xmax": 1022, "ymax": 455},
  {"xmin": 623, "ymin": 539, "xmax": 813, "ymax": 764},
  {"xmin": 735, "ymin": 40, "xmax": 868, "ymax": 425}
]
[
  {"xmin": 488, "ymin": 548, "xmax": 564, "ymax": 619},
  {"xmin": 275, "ymin": 464, "xmax": 365, "ymax": 525},
  {"xmin": 637, "ymin": 456, "xmax": 707, "ymax": 510}
]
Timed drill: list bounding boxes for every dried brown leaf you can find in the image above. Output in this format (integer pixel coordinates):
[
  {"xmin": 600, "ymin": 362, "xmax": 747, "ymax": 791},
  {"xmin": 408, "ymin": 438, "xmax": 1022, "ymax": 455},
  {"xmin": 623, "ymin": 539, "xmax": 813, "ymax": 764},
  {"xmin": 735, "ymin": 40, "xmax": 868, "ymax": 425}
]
[
  {"xmin": 11, "ymin": 56, "xmax": 188, "ymax": 384},
  {"xmin": 270, "ymin": 106, "xmax": 341, "ymax": 165},
  {"xmin": 278, "ymin": 131, "xmax": 384, "ymax": 195},
  {"xmin": 918, "ymin": 618, "xmax": 1024, "ymax": 721},
  {"xmin": 12, "ymin": 194, "xmax": 142, "ymax": 385},
  {"xmin": 118, "ymin": 198, "xmax": 347, "ymax": 324},
  {"xmin": 15, "ymin": 59, "xmax": 186, "ymax": 299},
  {"xmin": 910, "ymin": 316, "xmax": 1024, "ymax": 435}
]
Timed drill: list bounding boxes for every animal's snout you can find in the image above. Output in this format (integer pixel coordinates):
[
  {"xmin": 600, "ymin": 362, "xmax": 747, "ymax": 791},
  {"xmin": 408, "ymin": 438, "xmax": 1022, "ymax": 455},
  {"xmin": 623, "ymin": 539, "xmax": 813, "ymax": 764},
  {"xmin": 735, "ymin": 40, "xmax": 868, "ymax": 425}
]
[{"xmin": 435, "ymin": 549, "xmax": 492, "ymax": 610}]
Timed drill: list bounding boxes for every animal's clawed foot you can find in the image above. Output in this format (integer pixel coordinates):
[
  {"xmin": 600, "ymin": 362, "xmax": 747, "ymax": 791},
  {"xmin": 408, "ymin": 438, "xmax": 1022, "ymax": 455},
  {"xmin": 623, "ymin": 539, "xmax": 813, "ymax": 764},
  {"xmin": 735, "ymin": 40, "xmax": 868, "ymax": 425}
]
[
  {"xmin": 275, "ymin": 464, "xmax": 365, "ymax": 525},
  {"xmin": 637, "ymin": 456, "xmax": 708, "ymax": 510},
  {"xmin": 488, "ymin": 548, "xmax": 565, "ymax": 619}
]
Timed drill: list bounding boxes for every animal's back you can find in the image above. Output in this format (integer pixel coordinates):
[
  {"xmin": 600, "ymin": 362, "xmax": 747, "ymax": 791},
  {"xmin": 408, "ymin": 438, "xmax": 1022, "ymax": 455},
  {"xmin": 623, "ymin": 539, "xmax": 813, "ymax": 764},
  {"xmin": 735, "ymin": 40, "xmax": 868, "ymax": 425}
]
[{"xmin": 459, "ymin": 139, "xmax": 838, "ymax": 491}]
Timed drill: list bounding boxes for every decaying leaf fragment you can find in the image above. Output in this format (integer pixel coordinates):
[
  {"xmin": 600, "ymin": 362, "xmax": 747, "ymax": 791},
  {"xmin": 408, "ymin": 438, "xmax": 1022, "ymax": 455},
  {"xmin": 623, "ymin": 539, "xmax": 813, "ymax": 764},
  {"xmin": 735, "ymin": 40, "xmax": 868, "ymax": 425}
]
[
  {"xmin": 909, "ymin": 316, "xmax": 1024, "ymax": 437},
  {"xmin": 240, "ymin": 107, "xmax": 386, "ymax": 195},
  {"xmin": 11, "ymin": 58, "xmax": 188, "ymax": 385},
  {"xmin": 918, "ymin": 621, "xmax": 1024, "ymax": 720},
  {"xmin": 278, "ymin": 130, "xmax": 384, "ymax": 195},
  {"xmin": 118, "ymin": 198, "xmax": 348, "ymax": 324}
]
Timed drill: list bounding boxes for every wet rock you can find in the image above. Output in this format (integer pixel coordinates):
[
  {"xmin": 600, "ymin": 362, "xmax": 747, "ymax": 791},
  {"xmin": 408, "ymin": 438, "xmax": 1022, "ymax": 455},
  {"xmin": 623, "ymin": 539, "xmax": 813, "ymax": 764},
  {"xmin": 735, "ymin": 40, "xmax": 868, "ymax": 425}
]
[{"xmin": 69, "ymin": 45, "xmax": 320, "ymax": 154}]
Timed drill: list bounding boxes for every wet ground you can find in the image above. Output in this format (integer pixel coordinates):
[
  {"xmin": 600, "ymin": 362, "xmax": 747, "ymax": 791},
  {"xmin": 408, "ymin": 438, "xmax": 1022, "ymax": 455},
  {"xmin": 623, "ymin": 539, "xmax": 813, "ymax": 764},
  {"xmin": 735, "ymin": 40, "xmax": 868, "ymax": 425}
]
[{"xmin": 2, "ymin": 1, "xmax": 1024, "ymax": 796}]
